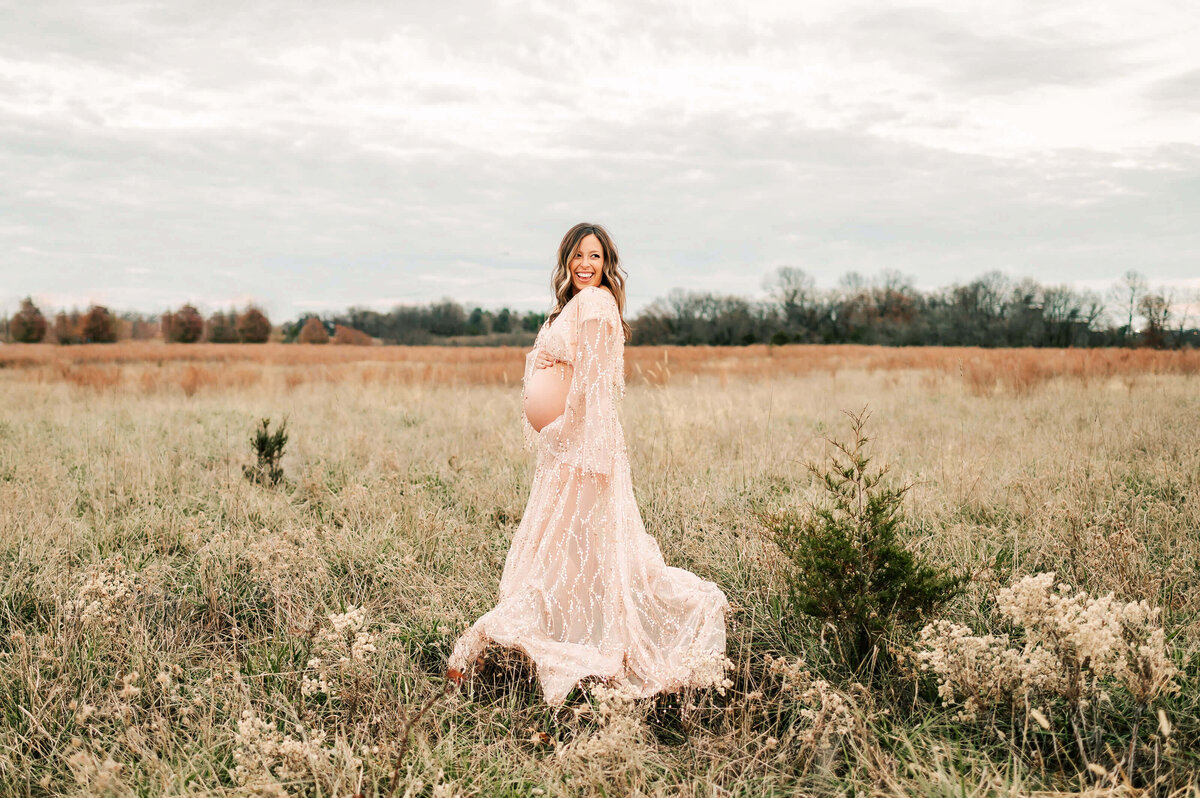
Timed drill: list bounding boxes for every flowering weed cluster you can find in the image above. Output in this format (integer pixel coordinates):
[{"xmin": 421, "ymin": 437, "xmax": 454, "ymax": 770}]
[
  {"xmin": 197, "ymin": 527, "xmax": 329, "ymax": 633},
  {"xmin": 554, "ymin": 677, "xmax": 653, "ymax": 791},
  {"xmin": 231, "ymin": 709, "xmax": 363, "ymax": 796},
  {"xmin": 916, "ymin": 571, "xmax": 1180, "ymax": 780},
  {"xmin": 301, "ymin": 605, "xmax": 378, "ymax": 712},
  {"xmin": 681, "ymin": 640, "xmax": 735, "ymax": 696},
  {"xmin": 917, "ymin": 572, "xmax": 1178, "ymax": 719},
  {"xmin": 244, "ymin": 528, "xmax": 329, "ymax": 613},
  {"xmin": 64, "ymin": 748, "xmax": 125, "ymax": 793},
  {"xmin": 764, "ymin": 653, "xmax": 866, "ymax": 769},
  {"xmin": 68, "ymin": 556, "xmax": 140, "ymax": 631}
]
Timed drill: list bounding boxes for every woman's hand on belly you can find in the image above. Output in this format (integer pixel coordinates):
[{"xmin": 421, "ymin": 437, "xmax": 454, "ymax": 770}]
[{"xmin": 533, "ymin": 349, "xmax": 563, "ymax": 370}]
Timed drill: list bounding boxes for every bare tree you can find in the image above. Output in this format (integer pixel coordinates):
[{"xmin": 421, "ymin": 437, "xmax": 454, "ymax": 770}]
[
  {"xmin": 1173, "ymin": 286, "xmax": 1197, "ymax": 340},
  {"xmin": 1109, "ymin": 270, "xmax": 1148, "ymax": 343},
  {"xmin": 762, "ymin": 266, "xmax": 816, "ymax": 320},
  {"xmin": 1137, "ymin": 291, "xmax": 1172, "ymax": 349}
]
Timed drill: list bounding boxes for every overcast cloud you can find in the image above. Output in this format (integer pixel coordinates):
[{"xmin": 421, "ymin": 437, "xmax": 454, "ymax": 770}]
[{"xmin": 2, "ymin": 0, "xmax": 1198, "ymax": 320}]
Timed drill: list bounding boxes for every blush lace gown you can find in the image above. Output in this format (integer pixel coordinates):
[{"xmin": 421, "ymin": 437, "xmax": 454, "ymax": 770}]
[{"xmin": 447, "ymin": 286, "xmax": 731, "ymax": 706}]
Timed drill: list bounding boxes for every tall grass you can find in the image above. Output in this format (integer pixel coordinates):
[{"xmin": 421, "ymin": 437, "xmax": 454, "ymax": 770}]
[{"xmin": 0, "ymin": 353, "xmax": 1197, "ymax": 794}]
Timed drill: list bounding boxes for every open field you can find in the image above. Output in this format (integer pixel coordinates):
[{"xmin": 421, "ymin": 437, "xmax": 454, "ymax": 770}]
[
  {"xmin": 3, "ymin": 341, "xmax": 1200, "ymax": 395},
  {"xmin": 1, "ymin": 345, "xmax": 1198, "ymax": 795}
]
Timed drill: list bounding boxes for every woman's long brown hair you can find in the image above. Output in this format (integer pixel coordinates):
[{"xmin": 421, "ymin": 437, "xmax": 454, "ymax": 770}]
[{"xmin": 545, "ymin": 222, "xmax": 632, "ymax": 342}]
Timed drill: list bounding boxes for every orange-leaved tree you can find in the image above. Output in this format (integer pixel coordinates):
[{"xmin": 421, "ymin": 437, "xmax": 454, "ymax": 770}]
[
  {"xmin": 236, "ymin": 306, "xmax": 272, "ymax": 343},
  {"xmin": 166, "ymin": 304, "xmax": 204, "ymax": 343},
  {"xmin": 80, "ymin": 305, "xmax": 118, "ymax": 343},
  {"xmin": 12, "ymin": 297, "xmax": 47, "ymax": 343},
  {"xmin": 298, "ymin": 316, "xmax": 329, "ymax": 344}
]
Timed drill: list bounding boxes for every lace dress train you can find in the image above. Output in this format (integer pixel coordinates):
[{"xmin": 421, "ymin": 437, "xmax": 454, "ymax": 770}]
[{"xmin": 447, "ymin": 286, "xmax": 730, "ymax": 706}]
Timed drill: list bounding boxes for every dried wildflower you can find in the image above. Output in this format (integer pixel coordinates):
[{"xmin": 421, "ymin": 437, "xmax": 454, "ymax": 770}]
[
  {"xmin": 300, "ymin": 605, "xmax": 379, "ymax": 705},
  {"xmin": 556, "ymin": 677, "xmax": 650, "ymax": 769},
  {"xmin": 65, "ymin": 749, "xmax": 124, "ymax": 791},
  {"xmin": 1157, "ymin": 708, "xmax": 1172, "ymax": 738},
  {"xmin": 73, "ymin": 701, "xmax": 97, "ymax": 725},
  {"xmin": 117, "ymin": 671, "xmax": 142, "ymax": 700},
  {"xmin": 765, "ymin": 653, "xmax": 863, "ymax": 759},
  {"xmin": 244, "ymin": 528, "xmax": 328, "ymax": 597},
  {"xmin": 679, "ymin": 639, "xmax": 735, "ymax": 695},
  {"xmin": 231, "ymin": 708, "xmax": 362, "ymax": 793},
  {"xmin": 69, "ymin": 559, "xmax": 139, "ymax": 630},
  {"xmin": 916, "ymin": 571, "xmax": 1179, "ymax": 733}
]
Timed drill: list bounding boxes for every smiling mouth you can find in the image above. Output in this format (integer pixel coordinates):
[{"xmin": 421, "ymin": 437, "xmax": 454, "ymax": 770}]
[{"xmin": 575, "ymin": 272, "xmax": 594, "ymax": 280}]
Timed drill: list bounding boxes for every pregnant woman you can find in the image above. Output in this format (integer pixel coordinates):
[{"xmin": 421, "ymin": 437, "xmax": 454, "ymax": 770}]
[{"xmin": 447, "ymin": 222, "xmax": 731, "ymax": 707}]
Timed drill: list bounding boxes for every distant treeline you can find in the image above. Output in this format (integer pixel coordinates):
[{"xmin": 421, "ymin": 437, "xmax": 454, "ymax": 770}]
[
  {"xmin": 633, "ymin": 268, "xmax": 1198, "ymax": 349},
  {"xmin": 286, "ymin": 302, "xmax": 547, "ymax": 345},
  {"xmin": 3, "ymin": 267, "xmax": 1196, "ymax": 348},
  {"xmin": 307, "ymin": 268, "xmax": 1197, "ymax": 349}
]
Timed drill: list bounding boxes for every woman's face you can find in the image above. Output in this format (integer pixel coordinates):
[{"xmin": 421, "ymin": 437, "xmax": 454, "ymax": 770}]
[{"xmin": 569, "ymin": 233, "xmax": 604, "ymax": 290}]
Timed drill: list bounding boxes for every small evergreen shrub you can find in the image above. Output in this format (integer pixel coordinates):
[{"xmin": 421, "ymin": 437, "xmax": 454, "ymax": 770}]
[
  {"xmin": 756, "ymin": 407, "xmax": 963, "ymax": 671},
  {"xmin": 244, "ymin": 418, "xmax": 288, "ymax": 486},
  {"xmin": 205, "ymin": 309, "xmax": 240, "ymax": 343},
  {"xmin": 53, "ymin": 311, "xmax": 82, "ymax": 345}
]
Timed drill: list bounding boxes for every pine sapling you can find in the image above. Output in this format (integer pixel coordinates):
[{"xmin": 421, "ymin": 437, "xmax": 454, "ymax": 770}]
[
  {"xmin": 244, "ymin": 417, "xmax": 288, "ymax": 486},
  {"xmin": 756, "ymin": 406, "xmax": 963, "ymax": 672}
]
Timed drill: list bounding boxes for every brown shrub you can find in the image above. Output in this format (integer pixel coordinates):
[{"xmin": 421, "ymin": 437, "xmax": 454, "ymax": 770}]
[
  {"xmin": 11, "ymin": 297, "xmax": 47, "ymax": 343},
  {"xmin": 80, "ymin": 306, "xmax": 118, "ymax": 344},
  {"xmin": 237, "ymin": 307, "xmax": 272, "ymax": 343},
  {"xmin": 298, "ymin": 317, "xmax": 329, "ymax": 345},
  {"xmin": 1, "ymin": 342, "xmax": 1198, "ymax": 390},
  {"xmin": 58, "ymin": 363, "xmax": 122, "ymax": 390},
  {"xmin": 165, "ymin": 304, "xmax": 204, "ymax": 343},
  {"xmin": 332, "ymin": 324, "xmax": 373, "ymax": 346},
  {"xmin": 180, "ymin": 365, "xmax": 206, "ymax": 397}
]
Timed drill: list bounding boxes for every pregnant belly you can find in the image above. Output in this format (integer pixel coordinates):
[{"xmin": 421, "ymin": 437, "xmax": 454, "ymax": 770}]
[{"xmin": 524, "ymin": 362, "xmax": 572, "ymax": 433}]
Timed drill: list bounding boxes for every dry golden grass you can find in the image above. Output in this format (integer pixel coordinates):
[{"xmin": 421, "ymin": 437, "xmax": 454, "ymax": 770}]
[
  {"xmin": 0, "ymin": 347, "xmax": 1197, "ymax": 795},
  {"xmin": 4, "ymin": 341, "xmax": 1198, "ymax": 397}
]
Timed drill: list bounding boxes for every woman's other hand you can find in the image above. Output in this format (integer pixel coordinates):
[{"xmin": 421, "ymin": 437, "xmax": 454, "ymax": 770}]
[{"xmin": 535, "ymin": 350, "xmax": 561, "ymax": 369}]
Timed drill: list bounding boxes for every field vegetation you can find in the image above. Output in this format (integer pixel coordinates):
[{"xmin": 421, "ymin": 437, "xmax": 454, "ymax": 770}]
[{"xmin": 0, "ymin": 344, "xmax": 1197, "ymax": 795}]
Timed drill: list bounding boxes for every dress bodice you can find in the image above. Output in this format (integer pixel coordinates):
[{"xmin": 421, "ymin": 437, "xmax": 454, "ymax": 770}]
[
  {"xmin": 535, "ymin": 320, "xmax": 572, "ymax": 366},
  {"xmin": 521, "ymin": 287, "xmax": 628, "ymax": 458}
]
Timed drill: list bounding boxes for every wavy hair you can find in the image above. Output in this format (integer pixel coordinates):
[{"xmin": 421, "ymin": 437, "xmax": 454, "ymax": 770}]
[{"xmin": 545, "ymin": 222, "xmax": 632, "ymax": 341}]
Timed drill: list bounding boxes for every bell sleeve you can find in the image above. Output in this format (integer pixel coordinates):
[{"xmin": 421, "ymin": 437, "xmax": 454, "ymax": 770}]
[{"xmin": 541, "ymin": 287, "xmax": 625, "ymax": 478}]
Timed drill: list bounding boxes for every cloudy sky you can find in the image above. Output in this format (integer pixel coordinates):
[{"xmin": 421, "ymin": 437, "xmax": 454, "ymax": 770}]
[{"xmin": 3, "ymin": 0, "xmax": 1198, "ymax": 321}]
